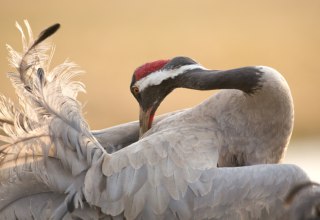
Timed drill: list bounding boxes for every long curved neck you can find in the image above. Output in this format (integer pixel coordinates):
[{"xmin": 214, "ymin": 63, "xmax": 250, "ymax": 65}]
[
  {"xmin": 175, "ymin": 66, "xmax": 263, "ymax": 94},
  {"xmin": 190, "ymin": 66, "xmax": 294, "ymax": 166}
]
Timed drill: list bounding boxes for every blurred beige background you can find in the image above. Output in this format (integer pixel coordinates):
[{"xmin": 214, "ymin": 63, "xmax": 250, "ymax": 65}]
[{"xmin": 0, "ymin": 1, "xmax": 319, "ymax": 180}]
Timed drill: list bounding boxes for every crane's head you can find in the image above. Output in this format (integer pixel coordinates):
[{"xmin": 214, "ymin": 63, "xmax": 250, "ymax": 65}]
[
  {"xmin": 130, "ymin": 56, "xmax": 205, "ymax": 137},
  {"xmin": 130, "ymin": 56, "xmax": 264, "ymax": 137}
]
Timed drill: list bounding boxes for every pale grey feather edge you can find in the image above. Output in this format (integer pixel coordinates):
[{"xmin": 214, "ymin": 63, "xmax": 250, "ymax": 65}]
[
  {"xmin": 92, "ymin": 110, "xmax": 184, "ymax": 153},
  {"xmin": 0, "ymin": 154, "xmax": 71, "ymax": 219},
  {"xmin": 0, "ymin": 193, "xmax": 104, "ymax": 220},
  {"xmin": 0, "ymin": 151, "xmax": 115, "ymax": 220},
  {"xmin": 85, "ymin": 125, "xmax": 220, "ymax": 219},
  {"xmin": 0, "ymin": 142, "xmax": 120, "ymax": 219}
]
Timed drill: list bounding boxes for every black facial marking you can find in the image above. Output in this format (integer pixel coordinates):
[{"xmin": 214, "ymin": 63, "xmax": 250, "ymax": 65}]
[
  {"xmin": 31, "ymin": 23, "xmax": 60, "ymax": 50},
  {"xmin": 130, "ymin": 74, "xmax": 143, "ymax": 104},
  {"xmin": 130, "ymin": 74, "xmax": 136, "ymax": 89},
  {"xmin": 138, "ymin": 78, "xmax": 175, "ymax": 112},
  {"xmin": 163, "ymin": 56, "xmax": 197, "ymax": 70}
]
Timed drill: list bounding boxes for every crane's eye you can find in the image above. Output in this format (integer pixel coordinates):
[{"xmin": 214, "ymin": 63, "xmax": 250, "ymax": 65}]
[{"xmin": 132, "ymin": 86, "xmax": 140, "ymax": 95}]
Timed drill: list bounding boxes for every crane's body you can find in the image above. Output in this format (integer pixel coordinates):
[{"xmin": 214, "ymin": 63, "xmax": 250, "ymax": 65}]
[{"xmin": 0, "ymin": 21, "xmax": 313, "ymax": 220}]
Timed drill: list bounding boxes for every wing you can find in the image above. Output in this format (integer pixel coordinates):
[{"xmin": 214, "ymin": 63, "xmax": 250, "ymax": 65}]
[
  {"xmin": 0, "ymin": 193, "xmax": 102, "ymax": 220},
  {"xmin": 92, "ymin": 121, "xmax": 139, "ymax": 153},
  {"xmin": 0, "ymin": 156, "xmax": 106, "ymax": 220},
  {"xmin": 85, "ymin": 125, "xmax": 220, "ymax": 219},
  {"xmin": 86, "ymin": 138, "xmax": 310, "ymax": 220},
  {"xmin": 191, "ymin": 164, "xmax": 309, "ymax": 220},
  {"xmin": 0, "ymin": 154, "xmax": 74, "ymax": 219},
  {"xmin": 92, "ymin": 110, "xmax": 185, "ymax": 153}
]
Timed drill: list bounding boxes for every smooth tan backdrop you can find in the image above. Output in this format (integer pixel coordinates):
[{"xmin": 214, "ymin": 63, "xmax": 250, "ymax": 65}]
[{"xmin": 1, "ymin": 0, "xmax": 320, "ymax": 138}]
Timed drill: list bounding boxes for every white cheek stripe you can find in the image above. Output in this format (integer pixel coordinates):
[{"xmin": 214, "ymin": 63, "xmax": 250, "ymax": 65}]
[{"xmin": 136, "ymin": 64, "xmax": 207, "ymax": 91}]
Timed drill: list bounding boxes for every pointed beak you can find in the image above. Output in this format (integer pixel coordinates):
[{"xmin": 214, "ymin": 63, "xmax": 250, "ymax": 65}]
[{"xmin": 139, "ymin": 107, "xmax": 154, "ymax": 138}]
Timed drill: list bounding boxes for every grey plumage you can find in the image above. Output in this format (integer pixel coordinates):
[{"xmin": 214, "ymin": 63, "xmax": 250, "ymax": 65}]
[{"xmin": 0, "ymin": 21, "xmax": 312, "ymax": 220}]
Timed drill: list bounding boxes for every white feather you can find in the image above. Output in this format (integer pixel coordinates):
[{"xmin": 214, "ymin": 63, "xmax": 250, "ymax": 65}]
[
  {"xmin": 1, "ymin": 21, "xmax": 108, "ymax": 219},
  {"xmin": 135, "ymin": 64, "xmax": 207, "ymax": 91}
]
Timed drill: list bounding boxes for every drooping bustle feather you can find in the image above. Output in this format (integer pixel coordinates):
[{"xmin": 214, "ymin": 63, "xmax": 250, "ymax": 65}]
[
  {"xmin": 0, "ymin": 21, "xmax": 107, "ymax": 218},
  {"xmin": 2, "ymin": 20, "xmax": 105, "ymax": 162},
  {"xmin": 31, "ymin": 23, "xmax": 60, "ymax": 51}
]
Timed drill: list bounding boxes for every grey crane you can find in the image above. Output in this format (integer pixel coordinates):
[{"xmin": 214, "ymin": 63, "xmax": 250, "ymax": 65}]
[
  {"xmin": 0, "ymin": 21, "xmax": 312, "ymax": 220},
  {"xmin": 127, "ymin": 55, "xmax": 293, "ymax": 166}
]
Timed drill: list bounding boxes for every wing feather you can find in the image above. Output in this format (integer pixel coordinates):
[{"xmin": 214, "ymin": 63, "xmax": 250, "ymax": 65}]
[
  {"xmin": 84, "ymin": 126, "xmax": 220, "ymax": 219},
  {"xmin": 85, "ymin": 133, "xmax": 310, "ymax": 220}
]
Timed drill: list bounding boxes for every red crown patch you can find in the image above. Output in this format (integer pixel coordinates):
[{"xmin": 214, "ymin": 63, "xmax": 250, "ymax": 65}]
[{"xmin": 134, "ymin": 59, "xmax": 170, "ymax": 81}]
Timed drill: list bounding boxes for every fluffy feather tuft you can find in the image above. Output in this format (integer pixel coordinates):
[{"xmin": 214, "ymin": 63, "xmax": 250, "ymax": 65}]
[
  {"xmin": 0, "ymin": 20, "xmax": 110, "ymax": 219},
  {"xmin": 0, "ymin": 22, "xmax": 108, "ymax": 217}
]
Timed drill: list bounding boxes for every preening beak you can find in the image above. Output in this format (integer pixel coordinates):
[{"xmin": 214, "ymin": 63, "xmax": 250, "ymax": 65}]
[{"xmin": 139, "ymin": 107, "xmax": 154, "ymax": 137}]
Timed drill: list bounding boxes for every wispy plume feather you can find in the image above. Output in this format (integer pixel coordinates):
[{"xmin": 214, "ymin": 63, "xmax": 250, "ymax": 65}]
[
  {"xmin": 1, "ymin": 20, "xmax": 106, "ymax": 175},
  {"xmin": 0, "ymin": 21, "xmax": 109, "ymax": 219}
]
